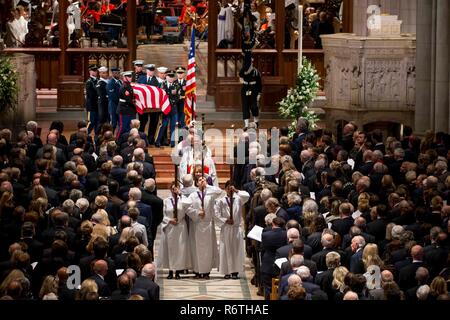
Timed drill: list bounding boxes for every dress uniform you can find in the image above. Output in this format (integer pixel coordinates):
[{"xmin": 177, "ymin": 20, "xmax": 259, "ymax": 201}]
[
  {"xmin": 175, "ymin": 66, "xmax": 187, "ymax": 129},
  {"xmin": 131, "ymin": 60, "xmax": 146, "ymax": 83},
  {"xmin": 96, "ymin": 66, "xmax": 110, "ymax": 134},
  {"xmin": 117, "ymin": 71, "xmax": 136, "ymax": 138},
  {"xmin": 85, "ymin": 64, "xmax": 99, "ymax": 135},
  {"xmin": 155, "ymin": 70, "xmax": 180, "ymax": 148},
  {"xmin": 107, "ymin": 67, "xmax": 122, "ymax": 133},
  {"xmin": 138, "ymin": 64, "xmax": 160, "ymax": 145},
  {"xmin": 239, "ymin": 54, "xmax": 262, "ymax": 128}
]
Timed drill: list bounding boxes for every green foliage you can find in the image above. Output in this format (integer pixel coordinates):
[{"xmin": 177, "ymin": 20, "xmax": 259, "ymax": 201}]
[
  {"xmin": 0, "ymin": 55, "xmax": 18, "ymax": 113},
  {"xmin": 278, "ymin": 57, "xmax": 320, "ymax": 133}
]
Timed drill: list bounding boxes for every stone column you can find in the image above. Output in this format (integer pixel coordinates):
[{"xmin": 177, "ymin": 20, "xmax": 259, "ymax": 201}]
[
  {"xmin": 434, "ymin": 0, "xmax": 450, "ymax": 132},
  {"xmin": 414, "ymin": 0, "xmax": 433, "ymax": 133}
]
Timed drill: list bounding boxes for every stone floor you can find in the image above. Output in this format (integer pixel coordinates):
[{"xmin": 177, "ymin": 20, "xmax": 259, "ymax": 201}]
[{"xmin": 153, "ymin": 189, "xmax": 262, "ymax": 300}]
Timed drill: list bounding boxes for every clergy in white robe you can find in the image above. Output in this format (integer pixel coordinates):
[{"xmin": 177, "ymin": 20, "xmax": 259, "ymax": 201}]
[
  {"xmin": 185, "ymin": 177, "xmax": 224, "ymax": 278},
  {"xmin": 158, "ymin": 185, "xmax": 192, "ymax": 279},
  {"xmin": 214, "ymin": 182, "xmax": 250, "ymax": 278},
  {"xmin": 217, "ymin": 5, "xmax": 234, "ymax": 46}
]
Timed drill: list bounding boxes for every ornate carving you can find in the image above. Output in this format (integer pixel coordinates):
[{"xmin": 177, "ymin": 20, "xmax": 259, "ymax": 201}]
[
  {"xmin": 406, "ymin": 65, "xmax": 416, "ymax": 107},
  {"xmin": 365, "ymin": 60, "xmax": 402, "ymax": 102}
]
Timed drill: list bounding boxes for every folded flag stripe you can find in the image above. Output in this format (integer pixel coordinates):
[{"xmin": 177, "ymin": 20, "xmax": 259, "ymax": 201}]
[{"xmin": 131, "ymin": 83, "xmax": 171, "ymax": 115}]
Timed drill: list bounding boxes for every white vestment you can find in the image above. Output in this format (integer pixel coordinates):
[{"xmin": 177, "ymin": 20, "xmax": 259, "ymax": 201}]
[
  {"xmin": 185, "ymin": 186, "xmax": 224, "ymax": 274},
  {"xmin": 217, "ymin": 6, "xmax": 234, "ymax": 45},
  {"xmin": 158, "ymin": 196, "xmax": 192, "ymax": 271},
  {"xmin": 179, "ymin": 146, "xmax": 218, "ymax": 187},
  {"xmin": 214, "ymin": 191, "xmax": 250, "ymax": 275}
]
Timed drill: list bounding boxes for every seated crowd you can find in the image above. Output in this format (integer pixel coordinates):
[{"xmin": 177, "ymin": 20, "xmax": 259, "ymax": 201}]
[
  {"xmin": 0, "ymin": 117, "xmax": 449, "ymax": 301},
  {"xmin": 236, "ymin": 120, "xmax": 450, "ymax": 300}
]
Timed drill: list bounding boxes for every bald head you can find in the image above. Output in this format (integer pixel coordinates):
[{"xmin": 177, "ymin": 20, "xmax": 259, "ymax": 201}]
[
  {"xmin": 411, "ymin": 245, "xmax": 424, "ymax": 261},
  {"xmin": 93, "ymin": 259, "xmax": 108, "ymax": 276},
  {"xmin": 47, "ymin": 133, "xmax": 57, "ymax": 145},
  {"xmin": 343, "ymin": 291, "xmax": 359, "ymax": 300},
  {"xmin": 321, "ymin": 233, "xmax": 335, "ymax": 248},
  {"xmin": 415, "ymin": 267, "xmax": 429, "ymax": 284},
  {"xmin": 287, "ymin": 228, "xmax": 300, "ymax": 242},
  {"xmin": 381, "ymin": 270, "xmax": 394, "ymax": 283}
]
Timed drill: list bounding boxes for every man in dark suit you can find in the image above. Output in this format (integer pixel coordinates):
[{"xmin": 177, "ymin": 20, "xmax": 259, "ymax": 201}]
[
  {"xmin": 372, "ymin": 129, "xmax": 385, "ymax": 154},
  {"xmin": 349, "ymin": 235, "xmax": 365, "ymax": 274},
  {"xmin": 398, "ymin": 245, "xmax": 424, "ymax": 291},
  {"xmin": 20, "ymin": 222, "xmax": 43, "ymax": 262},
  {"xmin": 141, "ymin": 179, "xmax": 164, "ymax": 245},
  {"xmin": 357, "ymin": 150, "xmax": 374, "ymax": 175},
  {"xmin": 405, "ymin": 267, "xmax": 429, "ymax": 301},
  {"xmin": 85, "ymin": 65, "xmax": 98, "ymax": 134},
  {"xmin": 367, "ymin": 204, "xmax": 389, "ymax": 242},
  {"xmin": 111, "ymin": 273, "xmax": 132, "ymax": 300},
  {"xmin": 111, "ymin": 155, "xmax": 127, "ymax": 185},
  {"xmin": 78, "ymin": 237, "xmax": 117, "ymax": 291},
  {"xmin": 265, "ymin": 198, "xmax": 289, "ymax": 223},
  {"xmin": 331, "ymin": 202, "xmax": 354, "ymax": 237},
  {"xmin": 89, "ymin": 259, "xmax": 111, "ymax": 298},
  {"xmin": 261, "ymin": 217, "xmax": 287, "ymax": 299},
  {"xmin": 133, "ymin": 263, "xmax": 160, "ymax": 300},
  {"xmin": 275, "ymin": 230, "xmax": 313, "ymax": 261},
  {"xmin": 311, "ymin": 233, "xmax": 338, "ymax": 272},
  {"xmin": 278, "ymin": 239, "xmax": 317, "ymax": 279},
  {"xmin": 423, "ymin": 228, "xmax": 448, "ymax": 278},
  {"xmin": 315, "ymin": 251, "xmax": 341, "ymax": 300},
  {"xmin": 278, "ymin": 254, "xmax": 304, "ymax": 297},
  {"xmin": 297, "ymin": 265, "xmax": 321, "ymax": 295},
  {"xmin": 133, "ymin": 148, "xmax": 156, "ymax": 179}
]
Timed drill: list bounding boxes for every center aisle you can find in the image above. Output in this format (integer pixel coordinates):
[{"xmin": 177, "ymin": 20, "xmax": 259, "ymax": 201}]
[{"xmin": 153, "ymin": 191, "xmax": 263, "ymax": 300}]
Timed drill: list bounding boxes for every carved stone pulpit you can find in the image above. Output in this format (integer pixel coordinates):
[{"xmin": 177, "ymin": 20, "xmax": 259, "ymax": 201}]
[{"xmin": 321, "ymin": 33, "xmax": 416, "ymax": 131}]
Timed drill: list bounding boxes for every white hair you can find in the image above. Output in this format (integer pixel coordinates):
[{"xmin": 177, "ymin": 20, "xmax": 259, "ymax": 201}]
[
  {"xmin": 287, "ymin": 228, "xmax": 300, "ymax": 241},
  {"xmin": 129, "ymin": 187, "xmax": 142, "ymax": 201},
  {"xmin": 264, "ymin": 213, "xmax": 277, "ymax": 226},
  {"xmin": 290, "ymin": 254, "xmax": 304, "ymax": 268},
  {"xmin": 260, "ymin": 188, "xmax": 272, "ymax": 202},
  {"xmin": 141, "ymin": 263, "xmax": 156, "ymax": 279},
  {"xmin": 416, "ymin": 285, "xmax": 430, "ymax": 301},
  {"xmin": 287, "ymin": 274, "xmax": 302, "ymax": 287},
  {"xmin": 303, "ymin": 199, "xmax": 318, "ymax": 214},
  {"xmin": 296, "ymin": 266, "xmax": 311, "ymax": 280},
  {"xmin": 182, "ymin": 174, "xmax": 194, "ymax": 187},
  {"xmin": 144, "ymin": 178, "xmax": 156, "ymax": 192},
  {"xmin": 76, "ymin": 198, "xmax": 89, "ymax": 211}
]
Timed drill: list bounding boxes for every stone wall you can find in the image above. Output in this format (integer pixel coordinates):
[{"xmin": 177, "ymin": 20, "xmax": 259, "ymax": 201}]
[
  {"xmin": 321, "ymin": 33, "xmax": 415, "ymax": 133},
  {"xmin": 8, "ymin": 53, "xmax": 37, "ymax": 132},
  {"xmin": 353, "ymin": 0, "xmax": 416, "ymax": 36}
]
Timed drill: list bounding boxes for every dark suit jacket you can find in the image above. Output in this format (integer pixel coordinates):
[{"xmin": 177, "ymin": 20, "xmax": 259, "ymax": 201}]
[
  {"xmin": 140, "ymin": 191, "xmax": 163, "ymax": 239},
  {"xmin": 331, "ymin": 217, "xmax": 354, "ymax": 237},
  {"xmin": 90, "ymin": 273, "xmax": 111, "ymax": 297},
  {"xmin": 342, "ymin": 232, "xmax": 376, "ymax": 249},
  {"xmin": 110, "ymin": 167, "xmax": 127, "ymax": 185},
  {"xmin": 275, "ymin": 207, "xmax": 289, "ymax": 222},
  {"xmin": 275, "ymin": 243, "xmax": 313, "ymax": 261},
  {"xmin": 423, "ymin": 244, "xmax": 448, "ymax": 278},
  {"xmin": 314, "ymin": 268, "xmax": 335, "ymax": 299},
  {"xmin": 79, "ymin": 255, "xmax": 117, "ymax": 291},
  {"xmin": 261, "ymin": 228, "xmax": 287, "ymax": 275},
  {"xmin": 366, "ymin": 218, "xmax": 388, "ymax": 242},
  {"xmin": 306, "ymin": 232, "xmax": 323, "ymax": 254},
  {"xmin": 133, "ymin": 276, "xmax": 160, "ymax": 300},
  {"xmin": 252, "ymin": 205, "xmax": 267, "ymax": 228},
  {"xmin": 398, "ymin": 261, "xmax": 424, "ymax": 291},
  {"xmin": 349, "ymin": 249, "xmax": 365, "ymax": 274},
  {"xmin": 279, "ymin": 259, "xmax": 318, "ymax": 279},
  {"xmin": 311, "ymin": 248, "xmax": 335, "ymax": 272}
]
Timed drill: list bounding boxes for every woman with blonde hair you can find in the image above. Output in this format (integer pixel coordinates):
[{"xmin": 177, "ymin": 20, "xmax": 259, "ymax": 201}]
[
  {"xmin": 77, "ymin": 279, "xmax": 99, "ymax": 300},
  {"xmin": 0, "ymin": 269, "xmax": 26, "ymax": 296},
  {"xmin": 39, "ymin": 275, "xmax": 58, "ymax": 300},
  {"xmin": 332, "ymin": 266, "xmax": 349, "ymax": 295},
  {"xmin": 112, "ymin": 227, "xmax": 135, "ymax": 256},
  {"xmin": 31, "ymin": 185, "xmax": 48, "ymax": 202},
  {"xmin": 91, "ymin": 209, "xmax": 117, "ymax": 236},
  {"xmin": 429, "ymin": 276, "xmax": 448, "ymax": 300}
]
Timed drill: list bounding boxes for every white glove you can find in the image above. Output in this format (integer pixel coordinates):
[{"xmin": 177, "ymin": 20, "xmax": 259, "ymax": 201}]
[{"xmin": 257, "ymin": 94, "xmax": 261, "ymax": 102}]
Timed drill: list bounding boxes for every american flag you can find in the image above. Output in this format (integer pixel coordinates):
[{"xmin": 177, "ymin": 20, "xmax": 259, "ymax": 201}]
[
  {"xmin": 184, "ymin": 28, "xmax": 197, "ymax": 125},
  {"xmin": 131, "ymin": 83, "xmax": 171, "ymax": 115}
]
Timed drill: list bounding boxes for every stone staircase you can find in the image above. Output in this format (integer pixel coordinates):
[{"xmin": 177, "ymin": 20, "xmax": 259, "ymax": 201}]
[{"xmin": 150, "ymin": 146, "xmax": 231, "ymax": 188}]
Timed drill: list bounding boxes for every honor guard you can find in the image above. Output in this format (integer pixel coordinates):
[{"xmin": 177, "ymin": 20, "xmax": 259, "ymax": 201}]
[
  {"xmin": 138, "ymin": 64, "xmax": 160, "ymax": 145},
  {"xmin": 175, "ymin": 66, "xmax": 187, "ymax": 129},
  {"xmin": 96, "ymin": 66, "xmax": 110, "ymax": 134},
  {"xmin": 117, "ymin": 71, "xmax": 136, "ymax": 138},
  {"xmin": 107, "ymin": 67, "xmax": 122, "ymax": 134},
  {"xmin": 239, "ymin": 54, "xmax": 262, "ymax": 129},
  {"xmin": 85, "ymin": 64, "xmax": 99, "ymax": 135},
  {"xmin": 155, "ymin": 70, "xmax": 180, "ymax": 148},
  {"xmin": 132, "ymin": 60, "xmax": 146, "ymax": 83}
]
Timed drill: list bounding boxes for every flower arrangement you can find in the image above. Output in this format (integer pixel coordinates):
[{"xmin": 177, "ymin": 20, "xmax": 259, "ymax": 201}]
[
  {"xmin": 278, "ymin": 57, "xmax": 320, "ymax": 134},
  {"xmin": 0, "ymin": 56, "xmax": 18, "ymax": 114}
]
